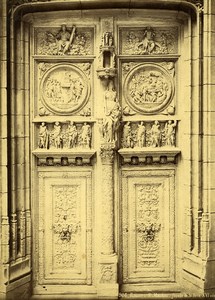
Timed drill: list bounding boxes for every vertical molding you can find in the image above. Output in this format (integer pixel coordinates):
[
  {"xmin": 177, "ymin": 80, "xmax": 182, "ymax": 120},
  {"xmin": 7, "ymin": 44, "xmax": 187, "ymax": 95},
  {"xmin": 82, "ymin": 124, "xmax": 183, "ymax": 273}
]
[{"xmin": 0, "ymin": 0, "xmax": 9, "ymax": 295}]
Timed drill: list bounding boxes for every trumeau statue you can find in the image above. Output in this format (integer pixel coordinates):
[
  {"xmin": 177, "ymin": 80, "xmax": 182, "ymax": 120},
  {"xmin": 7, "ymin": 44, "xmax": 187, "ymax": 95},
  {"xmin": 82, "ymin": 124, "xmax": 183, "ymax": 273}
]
[{"xmin": 100, "ymin": 81, "xmax": 121, "ymax": 143}]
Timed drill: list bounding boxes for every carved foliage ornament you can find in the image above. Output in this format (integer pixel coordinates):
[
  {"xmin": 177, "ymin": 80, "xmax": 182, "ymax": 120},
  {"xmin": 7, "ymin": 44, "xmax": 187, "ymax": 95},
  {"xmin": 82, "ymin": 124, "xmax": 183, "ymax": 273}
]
[
  {"xmin": 52, "ymin": 185, "xmax": 81, "ymax": 269},
  {"xmin": 124, "ymin": 64, "xmax": 174, "ymax": 114},
  {"xmin": 136, "ymin": 184, "xmax": 161, "ymax": 268},
  {"xmin": 40, "ymin": 64, "xmax": 90, "ymax": 115}
]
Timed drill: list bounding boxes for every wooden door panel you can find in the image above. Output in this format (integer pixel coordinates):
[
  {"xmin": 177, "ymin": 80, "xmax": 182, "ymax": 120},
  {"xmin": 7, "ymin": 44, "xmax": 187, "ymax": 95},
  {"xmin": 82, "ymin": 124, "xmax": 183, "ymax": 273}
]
[{"xmin": 121, "ymin": 169, "xmax": 175, "ymax": 284}]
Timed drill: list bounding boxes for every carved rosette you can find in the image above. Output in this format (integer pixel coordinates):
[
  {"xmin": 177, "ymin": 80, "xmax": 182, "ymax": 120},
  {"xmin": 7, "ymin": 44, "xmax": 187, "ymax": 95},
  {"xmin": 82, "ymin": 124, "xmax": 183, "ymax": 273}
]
[
  {"xmin": 123, "ymin": 63, "xmax": 174, "ymax": 114},
  {"xmin": 39, "ymin": 64, "xmax": 90, "ymax": 115}
]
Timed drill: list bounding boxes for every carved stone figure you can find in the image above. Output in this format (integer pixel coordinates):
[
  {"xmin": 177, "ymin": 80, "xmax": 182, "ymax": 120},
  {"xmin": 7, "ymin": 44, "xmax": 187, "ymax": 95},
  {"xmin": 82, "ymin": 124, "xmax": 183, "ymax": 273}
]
[
  {"xmin": 101, "ymin": 81, "xmax": 121, "ymax": 143},
  {"xmin": 138, "ymin": 27, "xmax": 161, "ymax": 54},
  {"xmin": 56, "ymin": 24, "xmax": 76, "ymax": 55},
  {"xmin": 164, "ymin": 120, "xmax": 177, "ymax": 146},
  {"xmin": 51, "ymin": 122, "xmax": 62, "ymax": 148},
  {"xmin": 103, "ymin": 32, "xmax": 113, "ymax": 47},
  {"xmin": 67, "ymin": 121, "xmax": 78, "ymax": 148},
  {"xmin": 150, "ymin": 120, "xmax": 161, "ymax": 147},
  {"xmin": 38, "ymin": 122, "xmax": 49, "ymax": 149},
  {"xmin": 137, "ymin": 121, "xmax": 146, "ymax": 148},
  {"xmin": 122, "ymin": 122, "xmax": 132, "ymax": 148},
  {"xmin": 81, "ymin": 123, "xmax": 91, "ymax": 148}
]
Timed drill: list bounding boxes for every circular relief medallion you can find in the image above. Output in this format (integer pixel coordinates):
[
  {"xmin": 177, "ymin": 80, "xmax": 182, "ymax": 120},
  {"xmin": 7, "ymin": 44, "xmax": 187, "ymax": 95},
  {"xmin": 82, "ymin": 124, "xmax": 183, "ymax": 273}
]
[
  {"xmin": 40, "ymin": 64, "xmax": 90, "ymax": 115},
  {"xmin": 123, "ymin": 63, "xmax": 174, "ymax": 114}
]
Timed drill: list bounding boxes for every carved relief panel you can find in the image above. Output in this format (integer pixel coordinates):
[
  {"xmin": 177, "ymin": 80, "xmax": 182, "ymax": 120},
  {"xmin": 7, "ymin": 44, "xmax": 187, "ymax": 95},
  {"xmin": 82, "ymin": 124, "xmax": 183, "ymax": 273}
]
[
  {"xmin": 36, "ymin": 171, "xmax": 92, "ymax": 285},
  {"xmin": 121, "ymin": 169, "xmax": 175, "ymax": 284},
  {"xmin": 121, "ymin": 61, "xmax": 176, "ymax": 116},
  {"xmin": 35, "ymin": 26, "xmax": 94, "ymax": 56},
  {"xmin": 119, "ymin": 26, "xmax": 178, "ymax": 55},
  {"xmin": 36, "ymin": 62, "xmax": 92, "ymax": 117}
]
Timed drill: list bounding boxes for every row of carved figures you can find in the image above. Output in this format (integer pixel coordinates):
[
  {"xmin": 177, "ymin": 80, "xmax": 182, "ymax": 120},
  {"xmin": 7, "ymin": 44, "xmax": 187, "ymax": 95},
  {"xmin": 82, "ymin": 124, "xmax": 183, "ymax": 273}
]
[
  {"xmin": 38, "ymin": 119, "xmax": 177, "ymax": 150},
  {"xmin": 122, "ymin": 120, "xmax": 177, "ymax": 148},
  {"xmin": 38, "ymin": 121, "xmax": 91, "ymax": 149}
]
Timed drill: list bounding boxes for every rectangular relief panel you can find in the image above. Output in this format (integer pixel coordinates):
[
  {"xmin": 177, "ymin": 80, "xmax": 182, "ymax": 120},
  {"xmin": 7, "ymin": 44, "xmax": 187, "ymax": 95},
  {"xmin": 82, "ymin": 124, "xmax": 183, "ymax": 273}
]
[
  {"xmin": 37, "ymin": 170, "xmax": 92, "ymax": 285},
  {"xmin": 121, "ymin": 169, "xmax": 175, "ymax": 284},
  {"xmin": 119, "ymin": 26, "xmax": 178, "ymax": 55},
  {"xmin": 34, "ymin": 26, "xmax": 94, "ymax": 56}
]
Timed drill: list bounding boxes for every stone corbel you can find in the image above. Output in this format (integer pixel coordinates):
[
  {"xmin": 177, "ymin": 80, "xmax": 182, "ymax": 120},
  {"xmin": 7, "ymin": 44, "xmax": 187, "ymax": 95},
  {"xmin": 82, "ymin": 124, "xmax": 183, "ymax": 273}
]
[
  {"xmin": 118, "ymin": 147, "xmax": 181, "ymax": 164},
  {"xmin": 100, "ymin": 142, "xmax": 115, "ymax": 165},
  {"xmin": 32, "ymin": 149, "xmax": 96, "ymax": 165}
]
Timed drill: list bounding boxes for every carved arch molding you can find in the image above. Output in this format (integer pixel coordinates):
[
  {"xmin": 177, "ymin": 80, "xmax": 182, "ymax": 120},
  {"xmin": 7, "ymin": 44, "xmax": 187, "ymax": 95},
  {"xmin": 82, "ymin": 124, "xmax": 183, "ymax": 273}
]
[{"xmin": 5, "ymin": 0, "xmax": 206, "ymax": 299}]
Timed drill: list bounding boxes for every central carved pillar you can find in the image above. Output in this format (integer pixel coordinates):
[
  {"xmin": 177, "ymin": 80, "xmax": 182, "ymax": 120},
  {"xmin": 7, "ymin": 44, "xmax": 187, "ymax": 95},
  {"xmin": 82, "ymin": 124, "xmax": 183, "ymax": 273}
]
[
  {"xmin": 100, "ymin": 143, "xmax": 115, "ymax": 255},
  {"xmin": 98, "ymin": 143, "xmax": 118, "ymax": 298}
]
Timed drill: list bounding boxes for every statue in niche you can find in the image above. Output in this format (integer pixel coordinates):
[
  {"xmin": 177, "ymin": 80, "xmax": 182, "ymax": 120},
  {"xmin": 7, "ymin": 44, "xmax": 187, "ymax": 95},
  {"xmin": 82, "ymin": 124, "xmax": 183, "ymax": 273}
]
[
  {"xmin": 51, "ymin": 122, "xmax": 62, "ymax": 148},
  {"xmin": 56, "ymin": 24, "xmax": 76, "ymax": 55},
  {"xmin": 101, "ymin": 81, "xmax": 121, "ymax": 143},
  {"xmin": 138, "ymin": 26, "xmax": 161, "ymax": 54},
  {"xmin": 137, "ymin": 121, "xmax": 146, "ymax": 148},
  {"xmin": 122, "ymin": 122, "xmax": 132, "ymax": 148},
  {"xmin": 68, "ymin": 121, "xmax": 78, "ymax": 148},
  {"xmin": 81, "ymin": 123, "xmax": 91, "ymax": 148},
  {"xmin": 97, "ymin": 31, "xmax": 116, "ymax": 78},
  {"xmin": 150, "ymin": 120, "xmax": 161, "ymax": 147},
  {"xmin": 38, "ymin": 122, "xmax": 49, "ymax": 149},
  {"xmin": 164, "ymin": 120, "xmax": 177, "ymax": 146},
  {"xmin": 103, "ymin": 32, "xmax": 114, "ymax": 47}
]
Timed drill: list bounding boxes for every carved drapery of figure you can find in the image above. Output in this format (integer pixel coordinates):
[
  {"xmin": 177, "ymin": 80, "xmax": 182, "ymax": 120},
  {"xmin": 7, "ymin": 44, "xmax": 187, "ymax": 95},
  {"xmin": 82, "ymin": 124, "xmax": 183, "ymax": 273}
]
[
  {"xmin": 164, "ymin": 120, "xmax": 177, "ymax": 146},
  {"xmin": 38, "ymin": 122, "xmax": 49, "ymax": 149},
  {"xmin": 99, "ymin": 81, "xmax": 121, "ymax": 144},
  {"xmin": 56, "ymin": 24, "xmax": 76, "ymax": 55},
  {"xmin": 150, "ymin": 120, "xmax": 161, "ymax": 147},
  {"xmin": 67, "ymin": 121, "xmax": 78, "ymax": 148}
]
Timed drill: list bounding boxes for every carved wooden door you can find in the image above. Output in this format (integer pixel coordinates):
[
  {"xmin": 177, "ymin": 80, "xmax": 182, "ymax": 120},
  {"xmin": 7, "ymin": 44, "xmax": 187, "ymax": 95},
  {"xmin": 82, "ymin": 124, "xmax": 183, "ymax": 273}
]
[
  {"xmin": 31, "ymin": 9, "xmax": 183, "ymax": 298},
  {"xmin": 118, "ymin": 22, "xmax": 181, "ymax": 294}
]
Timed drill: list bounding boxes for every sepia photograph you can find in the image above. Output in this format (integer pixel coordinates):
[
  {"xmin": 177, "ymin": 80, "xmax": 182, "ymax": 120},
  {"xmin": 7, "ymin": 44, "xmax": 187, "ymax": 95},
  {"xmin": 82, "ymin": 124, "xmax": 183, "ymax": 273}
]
[{"xmin": 0, "ymin": 0, "xmax": 214, "ymax": 299}]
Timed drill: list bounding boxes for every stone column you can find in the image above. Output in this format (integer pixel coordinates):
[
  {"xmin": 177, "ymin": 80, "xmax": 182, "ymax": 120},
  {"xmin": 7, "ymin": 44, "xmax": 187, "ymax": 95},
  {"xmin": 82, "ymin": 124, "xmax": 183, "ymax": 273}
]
[
  {"xmin": 100, "ymin": 144, "xmax": 115, "ymax": 255},
  {"xmin": 98, "ymin": 142, "xmax": 118, "ymax": 298}
]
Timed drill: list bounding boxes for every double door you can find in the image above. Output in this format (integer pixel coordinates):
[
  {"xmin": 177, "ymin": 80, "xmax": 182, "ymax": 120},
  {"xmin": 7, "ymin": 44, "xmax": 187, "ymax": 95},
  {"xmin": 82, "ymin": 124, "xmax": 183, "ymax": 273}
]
[{"xmin": 32, "ymin": 10, "xmax": 182, "ymax": 297}]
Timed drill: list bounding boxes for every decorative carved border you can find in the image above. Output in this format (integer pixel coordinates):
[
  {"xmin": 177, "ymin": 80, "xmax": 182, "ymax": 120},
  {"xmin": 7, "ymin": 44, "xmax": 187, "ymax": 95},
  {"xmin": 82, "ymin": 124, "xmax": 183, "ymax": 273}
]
[
  {"xmin": 37, "ymin": 171, "xmax": 92, "ymax": 285},
  {"xmin": 121, "ymin": 169, "xmax": 175, "ymax": 283}
]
